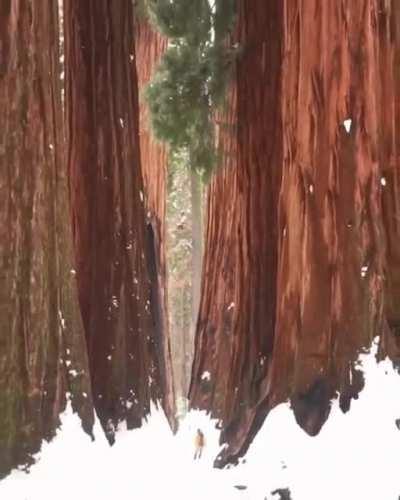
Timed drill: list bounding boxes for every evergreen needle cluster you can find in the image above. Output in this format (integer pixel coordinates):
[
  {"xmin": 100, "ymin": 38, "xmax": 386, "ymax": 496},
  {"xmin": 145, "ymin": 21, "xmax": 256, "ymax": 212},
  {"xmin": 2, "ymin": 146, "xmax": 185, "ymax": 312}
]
[{"xmin": 144, "ymin": 0, "xmax": 237, "ymax": 180}]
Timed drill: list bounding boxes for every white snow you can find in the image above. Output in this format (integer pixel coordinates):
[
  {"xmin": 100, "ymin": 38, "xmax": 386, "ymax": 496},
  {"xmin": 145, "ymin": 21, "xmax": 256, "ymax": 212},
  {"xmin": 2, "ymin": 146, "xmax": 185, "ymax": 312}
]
[
  {"xmin": 361, "ymin": 264, "xmax": 369, "ymax": 278},
  {"xmin": 381, "ymin": 177, "xmax": 387, "ymax": 187},
  {"xmin": 343, "ymin": 118, "xmax": 352, "ymax": 133},
  {"xmin": 309, "ymin": 184, "xmax": 314, "ymax": 194},
  {"xmin": 58, "ymin": 310, "xmax": 66, "ymax": 330},
  {"xmin": 1, "ymin": 339, "xmax": 400, "ymax": 499},
  {"xmin": 201, "ymin": 371, "xmax": 211, "ymax": 381},
  {"xmin": 227, "ymin": 302, "xmax": 235, "ymax": 311}
]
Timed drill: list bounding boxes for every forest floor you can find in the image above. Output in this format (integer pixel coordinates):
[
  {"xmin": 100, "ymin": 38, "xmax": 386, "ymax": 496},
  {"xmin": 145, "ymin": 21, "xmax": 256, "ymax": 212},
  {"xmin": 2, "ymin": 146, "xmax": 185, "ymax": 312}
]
[{"xmin": 1, "ymin": 339, "xmax": 399, "ymax": 500}]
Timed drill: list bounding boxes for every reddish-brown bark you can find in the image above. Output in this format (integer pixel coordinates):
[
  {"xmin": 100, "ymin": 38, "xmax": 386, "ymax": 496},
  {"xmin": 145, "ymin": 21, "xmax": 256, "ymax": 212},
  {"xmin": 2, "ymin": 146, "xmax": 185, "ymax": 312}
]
[
  {"xmin": 190, "ymin": 0, "xmax": 400, "ymax": 466},
  {"xmin": 271, "ymin": 0, "xmax": 395, "ymax": 434},
  {"xmin": 0, "ymin": 0, "xmax": 93, "ymax": 477},
  {"xmin": 134, "ymin": 17, "xmax": 176, "ymax": 427},
  {"xmin": 377, "ymin": 2, "xmax": 400, "ymax": 364},
  {"xmin": 190, "ymin": 0, "xmax": 283, "ymax": 464},
  {"xmin": 64, "ymin": 1, "xmax": 175, "ymax": 437},
  {"xmin": 134, "ymin": 18, "xmax": 168, "ymax": 230}
]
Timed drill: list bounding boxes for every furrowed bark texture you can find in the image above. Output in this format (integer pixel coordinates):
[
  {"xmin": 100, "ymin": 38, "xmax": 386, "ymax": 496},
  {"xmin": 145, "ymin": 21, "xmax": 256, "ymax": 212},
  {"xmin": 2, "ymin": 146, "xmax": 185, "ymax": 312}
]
[
  {"xmin": 190, "ymin": 0, "xmax": 400, "ymax": 466},
  {"xmin": 134, "ymin": 17, "xmax": 176, "ymax": 427},
  {"xmin": 190, "ymin": 0, "xmax": 283, "ymax": 463},
  {"xmin": 271, "ymin": 0, "xmax": 393, "ymax": 437},
  {"xmin": 0, "ymin": 0, "xmax": 93, "ymax": 477},
  {"xmin": 64, "ymin": 1, "xmax": 174, "ymax": 436},
  {"xmin": 377, "ymin": 2, "xmax": 400, "ymax": 364}
]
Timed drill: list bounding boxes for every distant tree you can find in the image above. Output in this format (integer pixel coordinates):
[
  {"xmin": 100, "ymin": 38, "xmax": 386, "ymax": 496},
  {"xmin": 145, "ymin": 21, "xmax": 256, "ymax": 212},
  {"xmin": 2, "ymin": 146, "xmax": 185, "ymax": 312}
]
[
  {"xmin": 142, "ymin": 0, "xmax": 237, "ymax": 402},
  {"xmin": 166, "ymin": 153, "xmax": 193, "ymax": 400}
]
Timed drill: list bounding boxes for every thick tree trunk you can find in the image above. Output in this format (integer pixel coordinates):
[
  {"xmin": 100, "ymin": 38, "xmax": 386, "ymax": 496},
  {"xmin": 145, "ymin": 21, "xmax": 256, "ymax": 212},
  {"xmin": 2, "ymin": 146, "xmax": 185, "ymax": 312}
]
[
  {"xmin": 0, "ymin": 0, "xmax": 93, "ymax": 477},
  {"xmin": 270, "ymin": 0, "xmax": 391, "ymax": 435},
  {"xmin": 134, "ymin": 16, "xmax": 176, "ymax": 429},
  {"xmin": 190, "ymin": 0, "xmax": 282, "ymax": 464},
  {"xmin": 377, "ymin": 3, "xmax": 400, "ymax": 363},
  {"xmin": 190, "ymin": 0, "xmax": 400, "ymax": 467},
  {"xmin": 64, "ymin": 1, "xmax": 175, "ymax": 437}
]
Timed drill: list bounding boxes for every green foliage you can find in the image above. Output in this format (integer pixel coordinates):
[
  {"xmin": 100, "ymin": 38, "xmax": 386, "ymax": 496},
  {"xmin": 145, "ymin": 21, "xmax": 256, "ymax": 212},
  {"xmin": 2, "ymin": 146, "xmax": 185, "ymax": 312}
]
[
  {"xmin": 145, "ymin": 0, "xmax": 212, "ymax": 42},
  {"xmin": 144, "ymin": 0, "xmax": 237, "ymax": 180},
  {"xmin": 146, "ymin": 45, "xmax": 207, "ymax": 148}
]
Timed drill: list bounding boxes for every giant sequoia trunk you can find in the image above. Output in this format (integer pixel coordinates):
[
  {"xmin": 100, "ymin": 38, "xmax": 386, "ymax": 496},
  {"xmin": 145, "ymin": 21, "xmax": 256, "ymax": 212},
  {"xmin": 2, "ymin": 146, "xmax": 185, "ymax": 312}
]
[
  {"xmin": 189, "ymin": 0, "xmax": 282, "ymax": 464},
  {"xmin": 64, "ymin": 1, "xmax": 175, "ymax": 437},
  {"xmin": 134, "ymin": 17, "xmax": 176, "ymax": 426},
  {"xmin": 190, "ymin": 0, "xmax": 400, "ymax": 466},
  {"xmin": 0, "ymin": 0, "xmax": 93, "ymax": 477}
]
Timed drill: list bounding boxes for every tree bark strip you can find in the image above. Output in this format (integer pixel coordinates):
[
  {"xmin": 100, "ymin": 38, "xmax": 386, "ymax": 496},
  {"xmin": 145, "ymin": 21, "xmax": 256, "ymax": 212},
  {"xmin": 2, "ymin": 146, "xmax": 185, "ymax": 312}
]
[
  {"xmin": 190, "ymin": 0, "xmax": 283, "ymax": 464},
  {"xmin": 134, "ymin": 16, "xmax": 176, "ymax": 428},
  {"xmin": 0, "ymin": 0, "xmax": 93, "ymax": 477}
]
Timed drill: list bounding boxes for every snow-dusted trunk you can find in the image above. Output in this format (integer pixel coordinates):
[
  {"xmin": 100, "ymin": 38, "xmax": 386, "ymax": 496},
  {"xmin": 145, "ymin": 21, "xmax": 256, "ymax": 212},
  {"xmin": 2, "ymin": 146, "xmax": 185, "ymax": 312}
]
[
  {"xmin": 189, "ymin": 0, "xmax": 282, "ymax": 465},
  {"xmin": 0, "ymin": 0, "xmax": 93, "ymax": 477},
  {"xmin": 134, "ymin": 17, "xmax": 176, "ymax": 428},
  {"xmin": 190, "ymin": 0, "xmax": 400, "ymax": 467},
  {"xmin": 270, "ymin": 0, "xmax": 391, "ymax": 433},
  {"xmin": 378, "ymin": 2, "xmax": 400, "ymax": 363},
  {"xmin": 64, "ymin": 0, "xmax": 175, "ymax": 436}
]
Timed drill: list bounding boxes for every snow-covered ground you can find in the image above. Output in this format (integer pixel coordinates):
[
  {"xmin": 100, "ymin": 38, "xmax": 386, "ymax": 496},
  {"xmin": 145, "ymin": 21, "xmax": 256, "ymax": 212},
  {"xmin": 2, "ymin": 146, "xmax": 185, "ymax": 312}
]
[{"xmin": 1, "ymin": 339, "xmax": 400, "ymax": 500}]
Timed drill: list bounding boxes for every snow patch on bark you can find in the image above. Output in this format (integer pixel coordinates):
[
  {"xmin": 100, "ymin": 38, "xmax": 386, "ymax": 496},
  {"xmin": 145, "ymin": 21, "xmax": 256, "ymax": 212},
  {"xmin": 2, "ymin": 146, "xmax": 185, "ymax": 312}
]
[{"xmin": 343, "ymin": 118, "xmax": 352, "ymax": 133}]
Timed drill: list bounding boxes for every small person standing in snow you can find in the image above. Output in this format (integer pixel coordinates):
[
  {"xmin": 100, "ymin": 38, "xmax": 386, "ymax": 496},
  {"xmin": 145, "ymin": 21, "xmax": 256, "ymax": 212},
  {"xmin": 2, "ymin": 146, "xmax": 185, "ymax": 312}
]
[{"xmin": 194, "ymin": 428, "xmax": 205, "ymax": 460}]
